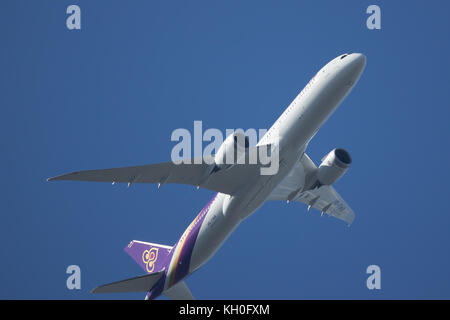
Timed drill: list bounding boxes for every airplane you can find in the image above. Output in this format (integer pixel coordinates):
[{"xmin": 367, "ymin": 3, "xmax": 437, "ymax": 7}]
[{"xmin": 48, "ymin": 53, "xmax": 366, "ymax": 299}]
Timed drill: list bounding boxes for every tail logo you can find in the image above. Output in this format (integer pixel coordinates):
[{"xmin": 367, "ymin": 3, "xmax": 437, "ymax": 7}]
[{"xmin": 142, "ymin": 248, "xmax": 159, "ymax": 273}]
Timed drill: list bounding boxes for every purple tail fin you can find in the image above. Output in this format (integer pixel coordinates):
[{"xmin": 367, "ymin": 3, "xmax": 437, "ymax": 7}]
[{"xmin": 125, "ymin": 240, "xmax": 172, "ymax": 273}]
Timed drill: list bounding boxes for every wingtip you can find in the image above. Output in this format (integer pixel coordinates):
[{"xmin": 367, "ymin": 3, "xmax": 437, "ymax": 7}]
[
  {"xmin": 46, "ymin": 172, "xmax": 77, "ymax": 182},
  {"xmin": 46, "ymin": 176, "xmax": 59, "ymax": 182}
]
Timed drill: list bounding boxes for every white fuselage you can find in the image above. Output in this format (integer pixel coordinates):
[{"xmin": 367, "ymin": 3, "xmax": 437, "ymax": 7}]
[{"xmin": 164, "ymin": 53, "xmax": 366, "ymax": 291}]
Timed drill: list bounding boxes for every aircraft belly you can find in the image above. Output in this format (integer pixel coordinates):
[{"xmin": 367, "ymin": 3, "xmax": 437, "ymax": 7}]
[
  {"xmin": 189, "ymin": 193, "xmax": 241, "ymax": 273},
  {"xmin": 188, "ymin": 153, "xmax": 297, "ymax": 273}
]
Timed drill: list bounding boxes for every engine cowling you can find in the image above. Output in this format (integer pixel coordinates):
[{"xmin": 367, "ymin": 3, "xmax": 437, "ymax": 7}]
[
  {"xmin": 316, "ymin": 148, "xmax": 352, "ymax": 186},
  {"xmin": 214, "ymin": 132, "xmax": 249, "ymax": 170}
]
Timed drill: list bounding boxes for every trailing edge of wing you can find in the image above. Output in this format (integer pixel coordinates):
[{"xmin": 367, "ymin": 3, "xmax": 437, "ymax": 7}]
[
  {"xmin": 295, "ymin": 186, "xmax": 355, "ymax": 225},
  {"xmin": 91, "ymin": 271, "xmax": 164, "ymax": 294}
]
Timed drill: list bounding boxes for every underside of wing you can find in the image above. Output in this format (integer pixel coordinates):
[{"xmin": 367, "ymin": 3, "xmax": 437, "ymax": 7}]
[
  {"xmin": 47, "ymin": 155, "xmax": 261, "ymax": 196},
  {"xmin": 294, "ymin": 186, "xmax": 355, "ymax": 225},
  {"xmin": 268, "ymin": 153, "xmax": 355, "ymax": 225}
]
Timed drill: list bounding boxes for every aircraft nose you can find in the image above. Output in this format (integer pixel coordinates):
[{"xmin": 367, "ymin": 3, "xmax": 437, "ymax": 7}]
[
  {"xmin": 338, "ymin": 53, "xmax": 366, "ymax": 86},
  {"xmin": 349, "ymin": 53, "xmax": 366, "ymax": 75}
]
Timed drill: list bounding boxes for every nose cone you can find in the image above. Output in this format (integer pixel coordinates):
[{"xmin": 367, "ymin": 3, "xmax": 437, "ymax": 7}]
[
  {"xmin": 348, "ymin": 53, "xmax": 366, "ymax": 76},
  {"xmin": 338, "ymin": 53, "xmax": 366, "ymax": 86}
]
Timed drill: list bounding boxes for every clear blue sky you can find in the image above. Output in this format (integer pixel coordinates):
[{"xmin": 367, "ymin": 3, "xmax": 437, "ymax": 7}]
[{"xmin": 1, "ymin": 0, "xmax": 449, "ymax": 299}]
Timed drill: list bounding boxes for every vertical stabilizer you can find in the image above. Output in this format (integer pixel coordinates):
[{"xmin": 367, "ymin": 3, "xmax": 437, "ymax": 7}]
[{"xmin": 125, "ymin": 240, "xmax": 172, "ymax": 273}]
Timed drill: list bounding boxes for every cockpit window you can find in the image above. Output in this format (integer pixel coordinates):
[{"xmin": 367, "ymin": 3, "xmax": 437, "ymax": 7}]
[{"xmin": 340, "ymin": 54, "xmax": 348, "ymax": 60}]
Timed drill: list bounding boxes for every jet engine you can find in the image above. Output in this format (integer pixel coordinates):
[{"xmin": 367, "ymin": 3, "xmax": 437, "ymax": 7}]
[
  {"xmin": 214, "ymin": 132, "xmax": 250, "ymax": 170},
  {"xmin": 316, "ymin": 148, "xmax": 352, "ymax": 186}
]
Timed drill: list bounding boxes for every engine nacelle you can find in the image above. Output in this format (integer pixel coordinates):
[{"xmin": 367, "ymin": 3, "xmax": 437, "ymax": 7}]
[
  {"xmin": 214, "ymin": 132, "xmax": 249, "ymax": 170},
  {"xmin": 316, "ymin": 148, "xmax": 352, "ymax": 186}
]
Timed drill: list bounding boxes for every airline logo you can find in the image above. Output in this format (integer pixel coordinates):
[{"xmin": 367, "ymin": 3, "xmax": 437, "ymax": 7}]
[{"xmin": 142, "ymin": 247, "xmax": 159, "ymax": 273}]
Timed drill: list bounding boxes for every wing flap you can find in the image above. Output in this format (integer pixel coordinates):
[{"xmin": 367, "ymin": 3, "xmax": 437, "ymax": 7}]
[{"xmin": 295, "ymin": 186, "xmax": 355, "ymax": 225}]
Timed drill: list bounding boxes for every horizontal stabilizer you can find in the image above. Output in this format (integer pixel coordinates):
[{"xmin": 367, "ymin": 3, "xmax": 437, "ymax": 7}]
[
  {"xmin": 164, "ymin": 280, "xmax": 195, "ymax": 300},
  {"xmin": 91, "ymin": 271, "xmax": 164, "ymax": 294}
]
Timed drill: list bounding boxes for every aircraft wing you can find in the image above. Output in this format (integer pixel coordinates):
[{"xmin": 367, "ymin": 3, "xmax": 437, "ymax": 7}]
[
  {"xmin": 290, "ymin": 185, "xmax": 355, "ymax": 225},
  {"xmin": 268, "ymin": 153, "xmax": 355, "ymax": 225},
  {"xmin": 47, "ymin": 156, "xmax": 261, "ymax": 196}
]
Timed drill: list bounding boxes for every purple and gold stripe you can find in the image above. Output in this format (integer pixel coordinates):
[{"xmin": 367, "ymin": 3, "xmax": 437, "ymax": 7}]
[{"xmin": 166, "ymin": 193, "xmax": 218, "ymax": 288}]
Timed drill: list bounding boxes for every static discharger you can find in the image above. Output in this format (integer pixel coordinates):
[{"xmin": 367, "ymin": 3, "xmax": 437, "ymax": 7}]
[
  {"xmin": 321, "ymin": 203, "xmax": 332, "ymax": 216},
  {"xmin": 127, "ymin": 175, "xmax": 139, "ymax": 188},
  {"xmin": 158, "ymin": 175, "xmax": 169, "ymax": 189},
  {"xmin": 287, "ymin": 187, "xmax": 303, "ymax": 203},
  {"xmin": 307, "ymin": 196, "xmax": 320, "ymax": 212}
]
